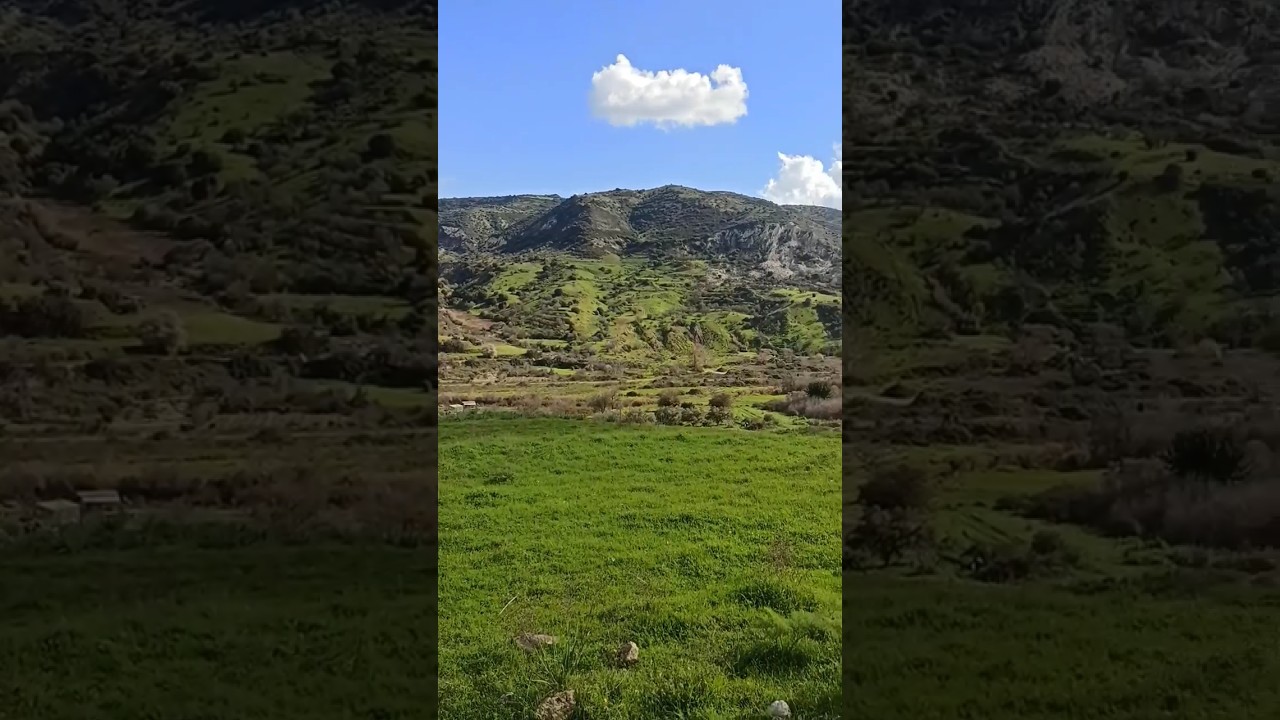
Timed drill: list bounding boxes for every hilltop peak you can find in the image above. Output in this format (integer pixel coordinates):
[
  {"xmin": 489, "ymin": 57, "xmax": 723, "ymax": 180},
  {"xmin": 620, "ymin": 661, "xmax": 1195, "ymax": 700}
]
[{"xmin": 440, "ymin": 185, "xmax": 839, "ymax": 287}]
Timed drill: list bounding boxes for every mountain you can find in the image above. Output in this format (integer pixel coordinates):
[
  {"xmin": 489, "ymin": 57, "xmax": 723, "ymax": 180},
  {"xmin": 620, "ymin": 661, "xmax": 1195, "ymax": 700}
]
[
  {"xmin": 844, "ymin": 0, "xmax": 1280, "ymax": 347},
  {"xmin": 441, "ymin": 186, "xmax": 840, "ymax": 288},
  {"xmin": 439, "ymin": 187, "xmax": 842, "ymax": 356}
]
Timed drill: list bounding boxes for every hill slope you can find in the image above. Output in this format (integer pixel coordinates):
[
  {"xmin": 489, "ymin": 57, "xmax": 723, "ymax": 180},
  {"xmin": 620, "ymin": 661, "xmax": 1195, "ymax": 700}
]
[
  {"xmin": 844, "ymin": 0, "xmax": 1280, "ymax": 347},
  {"xmin": 2, "ymin": 0, "xmax": 437, "ymax": 298},
  {"xmin": 0, "ymin": 1, "xmax": 439, "ymax": 432},
  {"xmin": 439, "ymin": 187, "xmax": 842, "ymax": 357}
]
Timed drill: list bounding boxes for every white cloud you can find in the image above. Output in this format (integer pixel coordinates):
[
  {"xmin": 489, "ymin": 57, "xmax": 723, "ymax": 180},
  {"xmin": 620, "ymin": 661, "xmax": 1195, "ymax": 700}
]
[
  {"xmin": 589, "ymin": 54, "xmax": 748, "ymax": 129},
  {"xmin": 761, "ymin": 143, "xmax": 842, "ymax": 209}
]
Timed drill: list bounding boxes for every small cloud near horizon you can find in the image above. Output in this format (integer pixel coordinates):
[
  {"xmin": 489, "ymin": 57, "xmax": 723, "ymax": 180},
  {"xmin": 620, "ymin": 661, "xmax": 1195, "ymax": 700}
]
[
  {"xmin": 589, "ymin": 54, "xmax": 748, "ymax": 129},
  {"xmin": 761, "ymin": 143, "xmax": 842, "ymax": 209}
]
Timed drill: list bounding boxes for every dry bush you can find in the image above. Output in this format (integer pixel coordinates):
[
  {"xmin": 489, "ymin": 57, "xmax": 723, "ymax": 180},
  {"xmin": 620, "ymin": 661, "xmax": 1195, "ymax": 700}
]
[
  {"xmin": 619, "ymin": 408, "xmax": 651, "ymax": 424},
  {"xmin": 780, "ymin": 375, "xmax": 836, "ymax": 395},
  {"xmin": 765, "ymin": 392, "xmax": 841, "ymax": 420},
  {"xmin": 1015, "ymin": 458, "xmax": 1280, "ymax": 550},
  {"xmin": 707, "ymin": 405, "xmax": 733, "ymax": 425},
  {"xmin": 587, "ymin": 389, "xmax": 620, "ymax": 412}
]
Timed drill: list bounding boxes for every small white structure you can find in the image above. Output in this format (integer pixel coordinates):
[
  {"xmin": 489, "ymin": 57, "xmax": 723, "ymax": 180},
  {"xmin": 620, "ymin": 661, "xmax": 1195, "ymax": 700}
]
[
  {"xmin": 76, "ymin": 489, "xmax": 123, "ymax": 513},
  {"xmin": 461, "ymin": 400, "xmax": 478, "ymax": 409},
  {"xmin": 36, "ymin": 499, "xmax": 81, "ymax": 526}
]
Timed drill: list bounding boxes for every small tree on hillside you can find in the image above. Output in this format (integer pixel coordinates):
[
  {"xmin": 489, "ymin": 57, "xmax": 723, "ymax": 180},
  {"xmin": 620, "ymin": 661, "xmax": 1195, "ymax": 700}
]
[
  {"xmin": 1164, "ymin": 427, "xmax": 1251, "ymax": 485},
  {"xmin": 657, "ymin": 390, "xmax": 681, "ymax": 408},
  {"xmin": 138, "ymin": 311, "xmax": 187, "ymax": 355},
  {"xmin": 806, "ymin": 380, "xmax": 834, "ymax": 399},
  {"xmin": 846, "ymin": 464, "xmax": 937, "ymax": 569}
]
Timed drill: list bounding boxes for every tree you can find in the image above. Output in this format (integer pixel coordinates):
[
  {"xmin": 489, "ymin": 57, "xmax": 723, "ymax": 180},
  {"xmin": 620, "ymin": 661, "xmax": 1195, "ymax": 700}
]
[
  {"xmin": 856, "ymin": 465, "xmax": 934, "ymax": 511},
  {"xmin": 188, "ymin": 149, "xmax": 224, "ymax": 176},
  {"xmin": 1163, "ymin": 428, "xmax": 1250, "ymax": 485},
  {"xmin": 365, "ymin": 133, "xmax": 397, "ymax": 160},
  {"xmin": 137, "ymin": 311, "xmax": 187, "ymax": 355},
  {"xmin": 657, "ymin": 389, "xmax": 681, "ymax": 407},
  {"xmin": 1155, "ymin": 162, "xmax": 1184, "ymax": 193},
  {"xmin": 847, "ymin": 507, "xmax": 934, "ymax": 568},
  {"xmin": 3, "ymin": 294, "xmax": 86, "ymax": 338},
  {"xmin": 806, "ymin": 380, "xmax": 834, "ymax": 399}
]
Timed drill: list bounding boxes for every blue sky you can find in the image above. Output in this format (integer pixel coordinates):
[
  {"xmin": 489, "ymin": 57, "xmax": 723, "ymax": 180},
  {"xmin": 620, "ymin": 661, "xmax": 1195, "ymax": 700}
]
[{"xmin": 439, "ymin": 1, "xmax": 841, "ymax": 206}]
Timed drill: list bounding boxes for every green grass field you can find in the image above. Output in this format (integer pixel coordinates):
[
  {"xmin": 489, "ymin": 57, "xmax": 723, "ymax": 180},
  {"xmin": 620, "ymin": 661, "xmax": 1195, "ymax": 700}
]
[
  {"xmin": 437, "ymin": 417, "xmax": 842, "ymax": 719},
  {"xmin": 0, "ymin": 543, "xmax": 437, "ymax": 720},
  {"xmin": 843, "ymin": 439, "xmax": 1280, "ymax": 719},
  {"xmin": 844, "ymin": 575, "xmax": 1280, "ymax": 719}
]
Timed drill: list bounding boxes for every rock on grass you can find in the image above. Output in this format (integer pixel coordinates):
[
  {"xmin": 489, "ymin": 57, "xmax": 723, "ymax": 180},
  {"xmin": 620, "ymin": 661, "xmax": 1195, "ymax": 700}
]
[
  {"xmin": 515, "ymin": 633, "xmax": 557, "ymax": 652},
  {"xmin": 535, "ymin": 690, "xmax": 575, "ymax": 720}
]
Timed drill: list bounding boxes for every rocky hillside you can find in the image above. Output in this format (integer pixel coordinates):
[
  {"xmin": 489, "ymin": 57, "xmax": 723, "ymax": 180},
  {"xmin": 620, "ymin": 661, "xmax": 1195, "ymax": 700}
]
[
  {"xmin": 441, "ymin": 186, "xmax": 840, "ymax": 289},
  {"xmin": 439, "ymin": 188, "xmax": 841, "ymax": 356},
  {"xmin": 845, "ymin": 0, "xmax": 1280, "ymax": 347}
]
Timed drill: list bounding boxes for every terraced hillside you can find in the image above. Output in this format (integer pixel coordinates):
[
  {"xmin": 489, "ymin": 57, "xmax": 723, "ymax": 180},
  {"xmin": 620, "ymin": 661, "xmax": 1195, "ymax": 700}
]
[
  {"xmin": 2, "ymin": 0, "xmax": 437, "ymax": 298},
  {"xmin": 843, "ymin": 5, "xmax": 1280, "ymax": 717},
  {"xmin": 440, "ymin": 187, "xmax": 841, "ymax": 359},
  {"xmin": 0, "ymin": 1, "xmax": 439, "ymax": 432},
  {"xmin": 845, "ymin": 0, "xmax": 1280, "ymax": 348}
]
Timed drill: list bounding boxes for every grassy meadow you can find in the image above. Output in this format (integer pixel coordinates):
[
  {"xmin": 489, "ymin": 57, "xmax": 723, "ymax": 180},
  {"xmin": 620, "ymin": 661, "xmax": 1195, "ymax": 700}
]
[
  {"xmin": 844, "ymin": 453, "xmax": 1280, "ymax": 719},
  {"xmin": 0, "ymin": 427, "xmax": 440, "ymax": 720},
  {"xmin": 437, "ymin": 416, "xmax": 842, "ymax": 719},
  {"xmin": 843, "ymin": 336, "xmax": 1280, "ymax": 719},
  {"xmin": 0, "ymin": 543, "xmax": 437, "ymax": 720},
  {"xmin": 845, "ymin": 572, "xmax": 1280, "ymax": 719}
]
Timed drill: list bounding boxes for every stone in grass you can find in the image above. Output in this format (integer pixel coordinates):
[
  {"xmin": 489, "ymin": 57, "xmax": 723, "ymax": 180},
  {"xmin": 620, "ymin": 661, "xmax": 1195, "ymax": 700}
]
[
  {"xmin": 768, "ymin": 700, "xmax": 792, "ymax": 718},
  {"xmin": 616, "ymin": 640, "xmax": 639, "ymax": 667},
  {"xmin": 535, "ymin": 690, "xmax": 575, "ymax": 720},
  {"xmin": 515, "ymin": 633, "xmax": 557, "ymax": 653}
]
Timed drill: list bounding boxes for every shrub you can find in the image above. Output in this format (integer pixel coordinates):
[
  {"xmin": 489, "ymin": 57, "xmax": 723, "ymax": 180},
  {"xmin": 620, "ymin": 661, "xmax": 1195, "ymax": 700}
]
[
  {"xmin": 188, "ymin": 149, "xmax": 224, "ymax": 176},
  {"xmin": 709, "ymin": 392, "xmax": 733, "ymax": 409},
  {"xmin": 857, "ymin": 464, "xmax": 934, "ymax": 511},
  {"xmin": 1, "ymin": 294, "xmax": 86, "ymax": 338},
  {"xmin": 805, "ymin": 381, "xmax": 834, "ymax": 399},
  {"xmin": 440, "ymin": 337, "xmax": 468, "ymax": 353},
  {"xmin": 137, "ymin": 311, "xmax": 187, "ymax": 355},
  {"xmin": 619, "ymin": 408, "xmax": 651, "ymax": 424},
  {"xmin": 764, "ymin": 392, "xmax": 841, "ymax": 421},
  {"xmin": 655, "ymin": 406, "xmax": 681, "ymax": 425},
  {"xmin": 1164, "ymin": 427, "xmax": 1250, "ymax": 484},
  {"xmin": 1155, "ymin": 162, "xmax": 1183, "ymax": 192},
  {"xmin": 587, "ymin": 390, "xmax": 619, "ymax": 412},
  {"xmin": 657, "ymin": 390, "xmax": 681, "ymax": 408},
  {"xmin": 1016, "ymin": 456, "xmax": 1280, "ymax": 550},
  {"xmin": 366, "ymin": 133, "xmax": 397, "ymax": 159},
  {"xmin": 707, "ymin": 405, "xmax": 733, "ymax": 425},
  {"xmin": 846, "ymin": 507, "xmax": 933, "ymax": 568}
]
